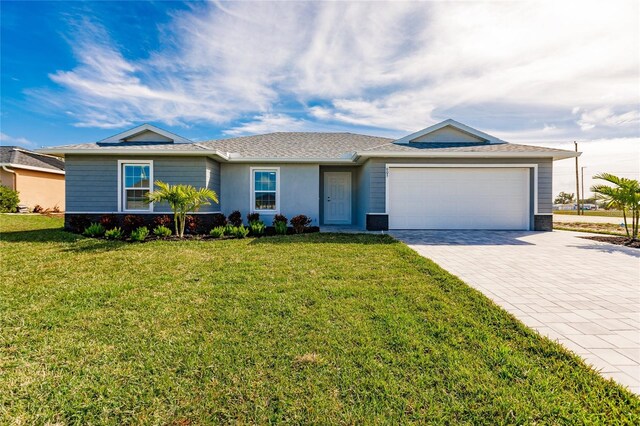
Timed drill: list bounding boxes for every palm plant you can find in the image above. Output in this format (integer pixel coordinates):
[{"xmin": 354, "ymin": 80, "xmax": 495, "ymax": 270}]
[
  {"xmin": 146, "ymin": 181, "xmax": 218, "ymax": 238},
  {"xmin": 591, "ymin": 173, "xmax": 639, "ymax": 240}
]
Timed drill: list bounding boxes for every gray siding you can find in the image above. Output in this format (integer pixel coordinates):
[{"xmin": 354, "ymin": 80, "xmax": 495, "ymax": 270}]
[
  {"xmin": 65, "ymin": 153, "xmax": 553, "ymax": 227},
  {"xmin": 220, "ymin": 163, "xmax": 320, "ymax": 225},
  {"xmin": 65, "ymin": 155, "xmax": 118, "ymax": 212},
  {"xmin": 356, "ymin": 157, "xmax": 553, "ymax": 227},
  {"xmin": 356, "ymin": 161, "xmax": 372, "ymax": 228},
  {"xmin": 205, "ymin": 158, "xmax": 221, "ymax": 212},
  {"xmin": 65, "ymin": 155, "xmax": 220, "ymax": 213}
]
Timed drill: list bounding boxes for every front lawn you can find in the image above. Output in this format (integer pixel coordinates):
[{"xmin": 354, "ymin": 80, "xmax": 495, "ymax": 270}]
[{"xmin": 1, "ymin": 215, "xmax": 638, "ymax": 424}]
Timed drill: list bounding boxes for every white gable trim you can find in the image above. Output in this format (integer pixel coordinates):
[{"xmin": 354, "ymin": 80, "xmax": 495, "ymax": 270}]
[
  {"xmin": 394, "ymin": 119, "xmax": 506, "ymax": 145},
  {"xmin": 0, "ymin": 163, "xmax": 65, "ymax": 175},
  {"xmin": 99, "ymin": 124, "xmax": 193, "ymax": 144}
]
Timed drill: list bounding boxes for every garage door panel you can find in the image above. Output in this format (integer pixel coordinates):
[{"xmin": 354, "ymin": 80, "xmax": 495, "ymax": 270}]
[{"xmin": 388, "ymin": 167, "xmax": 530, "ymax": 230}]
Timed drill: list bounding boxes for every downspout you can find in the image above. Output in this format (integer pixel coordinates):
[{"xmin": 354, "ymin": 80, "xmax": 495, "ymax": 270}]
[{"xmin": 1, "ymin": 165, "xmax": 17, "ymax": 190}]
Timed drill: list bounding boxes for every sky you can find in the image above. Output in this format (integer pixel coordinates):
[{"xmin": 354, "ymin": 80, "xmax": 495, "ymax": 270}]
[{"xmin": 1, "ymin": 0, "xmax": 638, "ymax": 196}]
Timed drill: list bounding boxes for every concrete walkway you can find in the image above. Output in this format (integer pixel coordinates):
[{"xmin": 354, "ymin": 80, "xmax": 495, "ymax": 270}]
[
  {"xmin": 391, "ymin": 230, "xmax": 640, "ymax": 394},
  {"xmin": 553, "ymin": 214, "xmax": 626, "ymax": 225}
]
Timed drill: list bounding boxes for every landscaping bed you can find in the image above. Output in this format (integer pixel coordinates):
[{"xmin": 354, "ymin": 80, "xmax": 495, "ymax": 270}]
[
  {"xmin": 554, "ymin": 209, "xmax": 625, "ymax": 217},
  {"xmin": 554, "ymin": 221, "xmax": 628, "ymax": 236},
  {"xmin": 1, "ymin": 215, "xmax": 639, "ymax": 424},
  {"xmin": 71, "ymin": 211, "xmax": 318, "ymax": 242},
  {"xmin": 579, "ymin": 235, "xmax": 640, "ymax": 249}
]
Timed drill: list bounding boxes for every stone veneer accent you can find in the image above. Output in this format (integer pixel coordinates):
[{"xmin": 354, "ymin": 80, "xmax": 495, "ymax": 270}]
[
  {"xmin": 366, "ymin": 214, "xmax": 389, "ymax": 231},
  {"xmin": 534, "ymin": 214, "xmax": 553, "ymax": 231}
]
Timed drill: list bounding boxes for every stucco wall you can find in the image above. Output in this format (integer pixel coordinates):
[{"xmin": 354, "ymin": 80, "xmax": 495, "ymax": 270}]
[
  {"xmin": 220, "ymin": 163, "xmax": 320, "ymax": 225},
  {"xmin": 13, "ymin": 168, "xmax": 65, "ymax": 210},
  {"xmin": 1, "ymin": 169, "xmax": 15, "ymax": 189},
  {"xmin": 65, "ymin": 155, "xmax": 220, "ymax": 213}
]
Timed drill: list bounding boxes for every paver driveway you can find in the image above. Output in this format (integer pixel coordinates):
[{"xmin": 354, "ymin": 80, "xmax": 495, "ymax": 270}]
[{"xmin": 391, "ymin": 230, "xmax": 640, "ymax": 394}]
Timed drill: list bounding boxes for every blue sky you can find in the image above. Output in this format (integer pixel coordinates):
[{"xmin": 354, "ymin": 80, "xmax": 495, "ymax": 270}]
[{"xmin": 1, "ymin": 1, "xmax": 638, "ymax": 192}]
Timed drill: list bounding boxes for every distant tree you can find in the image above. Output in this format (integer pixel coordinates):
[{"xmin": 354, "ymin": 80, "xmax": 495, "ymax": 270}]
[
  {"xmin": 591, "ymin": 173, "xmax": 639, "ymax": 240},
  {"xmin": 554, "ymin": 191, "xmax": 575, "ymax": 205}
]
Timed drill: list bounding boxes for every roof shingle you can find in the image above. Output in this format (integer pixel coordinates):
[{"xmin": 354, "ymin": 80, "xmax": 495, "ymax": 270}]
[
  {"xmin": 197, "ymin": 132, "xmax": 392, "ymax": 159},
  {"xmin": 38, "ymin": 131, "xmax": 576, "ymax": 160},
  {"xmin": 0, "ymin": 146, "xmax": 65, "ymax": 172}
]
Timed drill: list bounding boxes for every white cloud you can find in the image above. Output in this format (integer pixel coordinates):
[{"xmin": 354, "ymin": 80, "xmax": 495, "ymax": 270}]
[
  {"xmin": 0, "ymin": 132, "xmax": 37, "ymax": 148},
  {"xmin": 525, "ymin": 138, "xmax": 640, "ymax": 196},
  {"xmin": 33, "ymin": 0, "xmax": 639, "ymax": 141},
  {"xmin": 223, "ymin": 114, "xmax": 308, "ymax": 136},
  {"xmin": 575, "ymin": 107, "xmax": 640, "ymax": 131}
]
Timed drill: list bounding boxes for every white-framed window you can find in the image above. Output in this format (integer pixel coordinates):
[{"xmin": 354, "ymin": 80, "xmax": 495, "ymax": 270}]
[
  {"xmin": 250, "ymin": 167, "xmax": 279, "ymax": 213},
  {"xmin": 118, "ymin": 160, "xmax": 154, "ymax": 212}
]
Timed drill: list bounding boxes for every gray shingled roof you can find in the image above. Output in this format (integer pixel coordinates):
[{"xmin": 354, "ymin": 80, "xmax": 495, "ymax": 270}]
[
  {"xmin": 0, "ymin": 146, "xmax": 65, "ymax": 171},
  {"xmin": 359, "ymin": 141, "xmax": 569, "ymax": 154},
  {"xmin": 39, "ymin": 132, "xmax": 575, "ymax": 160},
  {"xmin": 198, "ymin": 132, "xmax": 393, "ymax": 158},
  {"xmin": 46, "ymin": 141, "xmax": 211, "ymax": 151}
]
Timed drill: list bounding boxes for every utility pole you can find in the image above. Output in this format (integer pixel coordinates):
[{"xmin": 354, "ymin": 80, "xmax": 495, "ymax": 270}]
[
  {"xmin": 581, "ymin": 166, "xmax": 586, "ymax": 214},
  {"xmin": 574, "ymin": 142, "xmax": 580, "ymax": 215}
]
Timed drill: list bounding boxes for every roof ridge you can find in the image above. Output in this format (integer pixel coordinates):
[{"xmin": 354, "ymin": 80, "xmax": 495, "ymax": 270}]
[{"xmin": 198, "ymin": 131, "xmax": 393, "ymax": 145}]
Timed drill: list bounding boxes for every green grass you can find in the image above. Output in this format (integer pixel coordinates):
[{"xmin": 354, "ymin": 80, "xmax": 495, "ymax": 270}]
[
  {"xmin": 554, "ymin": 210, "xmax": 625, "ymax": 217},
  {"xmin": 1, "ymin": 215, "xmax": 639, "ymax": 424}
]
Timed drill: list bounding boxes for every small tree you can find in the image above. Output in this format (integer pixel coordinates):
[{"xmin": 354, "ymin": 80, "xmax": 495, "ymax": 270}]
[
  {"xmin": 591, "ymin": 173, "xmax": 639, "ymax": 240},
  {"xmin": 146, "ymin": 181, "xmax": 218, "ymax": 238},
  {"xmin": 554, "ymin": 191, "xmax": 575, "ymax": 205}
]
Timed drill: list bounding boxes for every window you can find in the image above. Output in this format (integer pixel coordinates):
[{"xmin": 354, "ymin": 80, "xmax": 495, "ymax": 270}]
[
  {"xmin": 251, "ymin": 168, "xmax": 279, "ymax": 212},
  {"xmin": 119, "ymin": 160, "xmax": 153, "ymax": 212}
]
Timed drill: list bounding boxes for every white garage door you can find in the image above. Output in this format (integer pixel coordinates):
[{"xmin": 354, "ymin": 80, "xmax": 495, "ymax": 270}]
[{"xmin": 388, "ymin": 167, "xmax": 530, "ymax": 230}]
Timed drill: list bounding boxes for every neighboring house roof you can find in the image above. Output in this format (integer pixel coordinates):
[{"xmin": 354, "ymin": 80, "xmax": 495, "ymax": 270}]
[
  {"xmin": 0, "ymin": 146, "xmax": 65, "ymax": 174},
  {"xmin": 38, "ymin": 119, "xmax": 579, "ymax": 161}
]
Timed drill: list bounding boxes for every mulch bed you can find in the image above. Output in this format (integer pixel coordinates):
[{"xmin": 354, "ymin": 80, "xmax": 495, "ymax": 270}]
[{"xmin": 579, "ymin": 235, "xmax": 640, "ymax": 249}]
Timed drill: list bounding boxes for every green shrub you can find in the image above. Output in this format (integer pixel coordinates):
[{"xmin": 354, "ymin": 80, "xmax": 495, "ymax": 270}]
[
  {"xmin": 83, "ymin": 222, "xmax": 105, "ymax": 237},
  {"xmin": 104, "ymin": 227, "xmax": 124, "ymax": 240},
  {"xmin": 153, "ymin": 225, "xmax": 172, "ymax": 237},
  {"xmin": 274, "ymin": 221, "xmax": 288, "ymax": 235},
  {"xmin": 130, "ymin": 226, "xmax": 149, "ymax": 242},
  {"xmin": 209, "ymin": 226, "xmax": 225, "ymax": 238},
  {"xmin": 223, "ymin": 224, "xmax": 235, "ymax": 236},
  {"xmin": 233, "ymin": 225, "xmax": 249, "ymax": 239},
  {"xmin": 249, "ymin": 221, "xmax": 266, "ymax": 236},
  {"xmin": 0, "ymin": 185, "xmax": 19, "ymax": 213}
]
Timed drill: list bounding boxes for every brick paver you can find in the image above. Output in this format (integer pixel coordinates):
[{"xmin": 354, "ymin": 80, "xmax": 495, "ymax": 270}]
[{"xmin": 391, "ymin": 229, "xmax": 640, "ymax": 394}]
